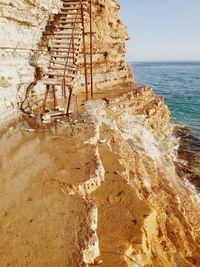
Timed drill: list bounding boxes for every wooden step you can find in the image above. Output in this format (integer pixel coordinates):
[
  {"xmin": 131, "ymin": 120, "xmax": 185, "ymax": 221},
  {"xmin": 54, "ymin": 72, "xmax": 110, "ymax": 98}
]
[
  {"xmin": 59, "ymin": 14, "xmax": 82, "ymax": 18},
  {"xmin": 63, "ymin": 2, "xmax": 87, "ymax": 5},
  {"xmin": 42, "ymin": 79, "xmax": 63, "ymax": 85},
  {"xmin": 61, "ymin": 6, "xmax": 87, "ymax": 10},
  {"xmin": 50, "ymin": 59, "xmax": 74, "ymax": 66},
  {"xmin": 59, "ymin": 10, "xmax": 81, "ymax": 17},
  {"xmin": 51, "ymin": 45, "xmax": 73, "ymax": 50},
  {"xmin": 45, "ymin": 72, "xmax": 75, "ymax": 77},
  {"xmin": 51, "ymin": 50, "xmax": 79, "ymax": 58},
  {"xmin": 48, "ymin": 67, "xmax": 76, "ymax": 73},
  {"xmin": 58, "ymin": 18, "xmax": 81, "ymax": 20},
  {"xmin": 59, "ymin": 19, "xmax": 82, "ymax": 24},
  {"xmin": 50, "ymin": 54, "xmax": 78, "ymax": 59},
  {"xmin": 52, "ymin": 39, "xmax": 72, "ymax": 43},
  {"xmin": 61, "ymin": 7, "xmax": 81, "ymax": 10},
  {"xmin": 62, "ymin": 2, "xmax": 87, "ymax": 6},
  {"xmin": 51, "ymin": 49, "xmax": 77, "ymax": 53},
  {"xmin": 50, "ymin": 32, "xmax": 81, "ymax": 36},
  {"xmin": 51, "ymin": 39, "xmax": 71, "ymax": 43},
  {"xmin": 60, "ymin": 11, "xmax": 82, "ymax": 15},
  {"xmin": 50, "ymin": 49, "xmax": 76, "ymax": 53},
  {"xmin": 42, "ymin": 78, "xmax": 74, "ymax": 86},
  {"xmin": 53, "ymin": 36, "xmax": 80, "ymax": 40},
  {"xmin": 59, "ymin": 16, "xmax": 82, "ymax": 19},
  {"xmin": 62, "ymin": 0, "xmax": 88, "ymax": 4},
  {"xmin": 62, "ymin": 0, "xmax": 88, "ymax": 2},
  {"xmin": 51, "ymin": 44, "xmax": 79, "ymax": 49},
  {"xmin": 52, "ymin": 40, "xmax": 80, "ymax": 45},
  {"xmin": 61, "ymin": 7, "xmax": 87, "ymax": 12},
  {"xmin": 45, "ymin": 73, "xmax": 64, "ymax": 78},
  {"xmin": 50, "ymin": 58, "xmax": 67, "ymax": 66},
  {"xmin": 47, "ymin": 21, "xmax": 82, "ymax": 28},
  {"xmin": 49, "ymin": 65, "xmax": 76, "ymax": 71},
  {"xmin": 62, "ymin": 3, "xmax": 87, "ymax": 7},
  {"xmin": 57, "ymin": 25, "xmax": 82, "ymax": 29}
]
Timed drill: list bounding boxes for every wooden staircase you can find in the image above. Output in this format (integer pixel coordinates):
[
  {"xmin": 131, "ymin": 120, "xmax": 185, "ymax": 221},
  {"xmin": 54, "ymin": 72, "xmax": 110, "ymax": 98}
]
[{"xmin": 41, "ymin": 0, "xmax": 91, "ymax": 116}]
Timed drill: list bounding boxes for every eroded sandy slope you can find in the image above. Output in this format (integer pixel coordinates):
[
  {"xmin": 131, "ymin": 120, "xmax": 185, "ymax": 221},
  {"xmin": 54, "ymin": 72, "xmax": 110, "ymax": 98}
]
[{"xmin": 0, "ymin": 87, "xmax": 200, "ymax": 267}]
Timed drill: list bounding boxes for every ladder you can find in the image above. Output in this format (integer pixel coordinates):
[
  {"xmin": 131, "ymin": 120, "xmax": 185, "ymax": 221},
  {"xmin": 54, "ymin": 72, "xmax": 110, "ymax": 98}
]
[{"xmin": 41, "ymin": 0, "xmax": 93, "ymax": 116}]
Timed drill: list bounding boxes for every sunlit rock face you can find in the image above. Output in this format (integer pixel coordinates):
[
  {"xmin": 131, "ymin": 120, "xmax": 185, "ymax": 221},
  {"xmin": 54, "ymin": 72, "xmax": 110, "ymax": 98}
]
[
  {"xmin": 0, "ymin": 0, "xmax": 62, "ymax": 121},
  {"xmin": 85, "ymin": 87, "xmax": 200, "ymax": 267},
  {"xmin": 74, "ymin": 0, "xmax": 133, "ymax": 91},
  {"xmin": 0, "ymin": 87, "xmax": 199, "ymax": 266},
  {"xmin": 0, "ymin": 0, "xmax": 133, "ymax": 123}
]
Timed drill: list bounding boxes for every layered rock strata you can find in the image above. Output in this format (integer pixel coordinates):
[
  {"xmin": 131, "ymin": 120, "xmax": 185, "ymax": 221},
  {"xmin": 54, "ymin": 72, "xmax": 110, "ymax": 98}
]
[
  {"xmin": 0, "ymin": 0, "xmax": 132, "ymax": 123},
  {"xmin": 0, "ymin": 0, "xmax": 62, "ymax": 121}
]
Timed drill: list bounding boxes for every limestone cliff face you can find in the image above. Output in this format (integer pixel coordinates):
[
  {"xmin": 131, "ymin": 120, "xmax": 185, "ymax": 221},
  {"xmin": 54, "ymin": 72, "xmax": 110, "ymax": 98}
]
[
  {"xmin": 0, "ymin": 0, "xmax": 62, "ymax": 121},
  {"xmin": 0, "ymin": 0, "xmax": 132, "ymax": 123},
  {"xmin": 85, "ymin": 87, "xmax": 200, "ymax": 266},
  {"xmin": 74, "ymin": 0, "xmax": 133, "ymax": 91},
  {"xmin": 1, "ymin": 1, "xmax": 199, "ymax": 266},
  {"xmin": 0, "ymin": 86, "xmax": 200, "ymax": 266}
]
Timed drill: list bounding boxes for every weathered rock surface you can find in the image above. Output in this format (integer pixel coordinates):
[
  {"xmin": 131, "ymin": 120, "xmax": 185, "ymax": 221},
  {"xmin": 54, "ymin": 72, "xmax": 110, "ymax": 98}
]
[
  {"xmin": 74, "ymin": 0, "xmax": 133, "ymax": 91},
  {"xmin": 1, "ymin": 1, "xmax": 200, "ymax": 266},
  {"xmin": 0, "ymin": 0, "xmax": 132, "ymax": 123},
  {"xmin": 0, "ymin": 0, "xmax": 62, "ymax": 121},
  {"xmin": 0, "ymin": 86, "xmax": 200, "ymax": 266}
]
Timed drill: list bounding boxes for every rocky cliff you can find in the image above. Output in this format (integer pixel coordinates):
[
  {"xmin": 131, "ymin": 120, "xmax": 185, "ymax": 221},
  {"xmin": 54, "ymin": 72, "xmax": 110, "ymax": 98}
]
[
  {"xmin": 0, "ymin": 1, "xmax": 200, "ymax": 267},
  {"xmin": 74, "ymin": 0, "xmax": 133, "ymax": 91},
  {"xmin": 0, "ymin": 0, "xmax": 61, "ymax": 121},
  {"xmin": 0, "ymin": 0, "xmax": 132, "ymax": 123},
  {"xmin": 0, "ymin": 86, "xmax": 200, "ymax": 266}
]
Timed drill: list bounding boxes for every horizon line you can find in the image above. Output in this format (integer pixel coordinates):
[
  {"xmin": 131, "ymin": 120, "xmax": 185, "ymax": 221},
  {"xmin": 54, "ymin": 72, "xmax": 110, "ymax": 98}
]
[{"xmin": 127, "ymin": 60, "xmax": 200, "ymax": 63}]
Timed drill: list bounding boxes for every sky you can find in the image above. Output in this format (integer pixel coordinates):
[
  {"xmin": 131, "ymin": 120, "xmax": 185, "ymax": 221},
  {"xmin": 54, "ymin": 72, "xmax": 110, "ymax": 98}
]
[{"xmin": 117, "ymin": 0, "xmax": 200, "ymax": 62}]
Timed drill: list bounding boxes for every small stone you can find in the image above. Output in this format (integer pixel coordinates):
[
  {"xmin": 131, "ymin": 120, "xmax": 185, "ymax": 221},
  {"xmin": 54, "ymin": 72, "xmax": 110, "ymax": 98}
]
[
  {"xmin": 95, "ymin": 259, "xmax": 103, "ymax": 265},
  {"xmin": 58, "ymin": 107, "xmax": 65, "ymax": 112},
  {"xmin": 42, "ymin": 114, "xmax": 51, "ymax": 121},
  {"xmin": 8, "ymin": 126, "xmax": 14, "ymax": 133},
  {"xmin": 29, "ymin": 113, "xmax": 35, "ymax": 118},
  {"xmin": 132, "ymin": 219, "xmax": 137, "ymax": 225},
  {"xmin": 26, "ymin": 128, "xmax": 36, "ymax": 133},
  {"xmin": 98, "ymin": 139, "xmax": 106, "ymax": 144},
  {"xmin": 24, "ymin": 109, "xmax": 32, "ymax": 114},
  {"xmin": 3, "ymin": 211, "xmax": 8, "ymax": 217},
  {"xmin": 5, "ymin": 100, "xmax": 12, "ymax": 108}
]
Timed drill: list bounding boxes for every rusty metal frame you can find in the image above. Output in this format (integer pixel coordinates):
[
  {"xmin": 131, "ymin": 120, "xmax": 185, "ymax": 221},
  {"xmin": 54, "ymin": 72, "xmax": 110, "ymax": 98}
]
[
  {"xmin": 89, "ymin": 0, "xmax": 93, "ymax": 98},
  {"xmin": 80, "ymin": 0, "xmax": 89, "ymax": 101}
]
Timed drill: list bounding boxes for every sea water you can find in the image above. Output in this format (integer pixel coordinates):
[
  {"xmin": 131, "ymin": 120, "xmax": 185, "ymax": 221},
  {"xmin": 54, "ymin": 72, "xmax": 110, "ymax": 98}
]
[
  {"xmin": 132, "ymin": 61, "xmax": 200, "ymax": 190},
  {"xmin": 132, "ymin": 62, "xmax": 200, "ymax": 137}
]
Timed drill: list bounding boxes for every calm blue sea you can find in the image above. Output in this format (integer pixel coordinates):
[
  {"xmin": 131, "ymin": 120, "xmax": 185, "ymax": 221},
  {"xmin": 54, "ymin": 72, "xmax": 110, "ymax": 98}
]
[
  {"xmin": 131, "ymin": 62, "xmax": 200, "ymax": 139},
  {"xmin": 131, "ymin": 62, "xmax": 200, "ymax": 190}
]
